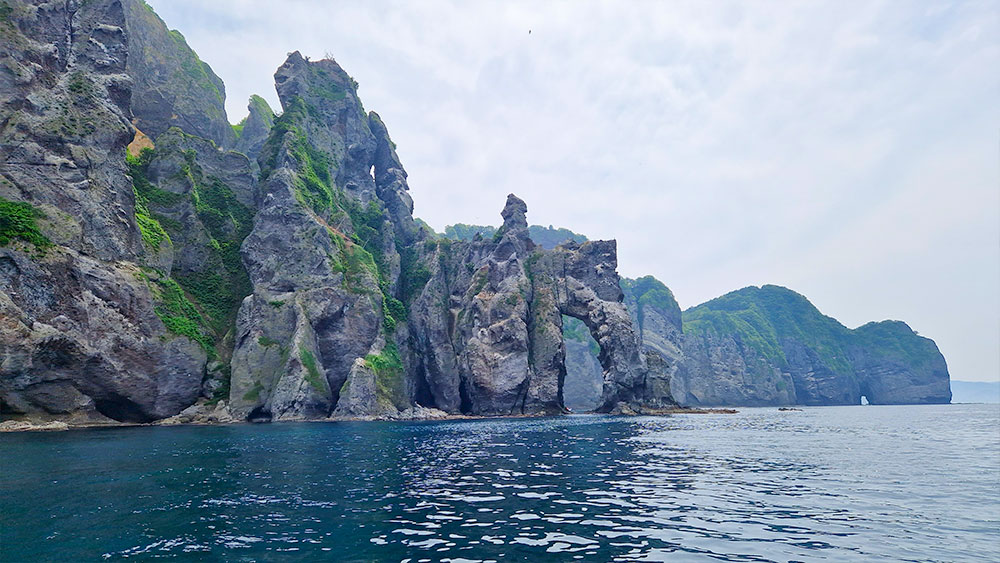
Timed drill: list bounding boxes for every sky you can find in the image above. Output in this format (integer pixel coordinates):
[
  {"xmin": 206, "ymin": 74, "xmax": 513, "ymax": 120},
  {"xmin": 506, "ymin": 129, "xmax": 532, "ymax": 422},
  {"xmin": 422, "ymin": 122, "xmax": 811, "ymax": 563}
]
[{"xmin": 146, "ymin": 0, "xmax": 999, "ymax": 383}]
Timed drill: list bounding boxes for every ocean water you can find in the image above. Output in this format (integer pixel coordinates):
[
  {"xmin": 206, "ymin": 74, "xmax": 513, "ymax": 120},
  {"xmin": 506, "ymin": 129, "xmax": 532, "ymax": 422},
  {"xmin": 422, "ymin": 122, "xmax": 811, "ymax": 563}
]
[{"xmin": 2, "ymin": 404, "xmax": 998, "ymax": 562}]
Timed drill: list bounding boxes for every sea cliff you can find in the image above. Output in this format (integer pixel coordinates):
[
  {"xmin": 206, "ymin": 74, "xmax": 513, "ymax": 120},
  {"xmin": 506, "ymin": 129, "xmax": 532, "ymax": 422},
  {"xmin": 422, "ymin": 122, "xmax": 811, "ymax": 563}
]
[{"xmin": 0, "ymin": 0, "xmax": 949, "ymax": 427}]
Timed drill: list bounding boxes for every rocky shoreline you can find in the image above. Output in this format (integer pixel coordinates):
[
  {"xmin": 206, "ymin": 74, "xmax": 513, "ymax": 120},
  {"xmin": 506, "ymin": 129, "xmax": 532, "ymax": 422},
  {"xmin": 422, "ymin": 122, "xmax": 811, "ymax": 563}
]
[{"xmin": 0, "ymin": 403, "xmax": 740, "ymax": 433}]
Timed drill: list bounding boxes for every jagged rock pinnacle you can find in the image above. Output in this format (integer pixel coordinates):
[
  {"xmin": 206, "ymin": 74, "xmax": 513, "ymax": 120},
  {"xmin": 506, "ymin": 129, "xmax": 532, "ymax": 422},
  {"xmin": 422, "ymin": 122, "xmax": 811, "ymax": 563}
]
[{"xmin": 501, "ymin": 194, "xmax": 529, "ymax": 232}]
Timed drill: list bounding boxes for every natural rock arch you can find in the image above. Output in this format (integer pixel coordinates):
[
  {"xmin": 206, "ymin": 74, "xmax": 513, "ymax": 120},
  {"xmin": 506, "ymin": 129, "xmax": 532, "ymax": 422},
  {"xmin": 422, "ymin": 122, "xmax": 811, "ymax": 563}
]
[{"xmin": 405, "ymin": 194, "xmax": 658, "ymax": 415}]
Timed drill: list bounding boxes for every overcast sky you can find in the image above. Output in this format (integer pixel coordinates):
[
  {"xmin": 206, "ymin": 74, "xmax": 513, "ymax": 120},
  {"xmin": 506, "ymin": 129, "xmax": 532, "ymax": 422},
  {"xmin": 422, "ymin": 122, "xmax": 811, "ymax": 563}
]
[{"xmin": 147, "ymin": 0, "xmax": 999, "ymax": 383}]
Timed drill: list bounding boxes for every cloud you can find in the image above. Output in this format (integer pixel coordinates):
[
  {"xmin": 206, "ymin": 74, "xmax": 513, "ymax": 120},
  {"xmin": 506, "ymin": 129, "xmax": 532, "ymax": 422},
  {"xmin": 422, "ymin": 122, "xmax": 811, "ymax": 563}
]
[{"xmin": 146, "ymin": 0, "xmax": 1000, "ymax": 381}]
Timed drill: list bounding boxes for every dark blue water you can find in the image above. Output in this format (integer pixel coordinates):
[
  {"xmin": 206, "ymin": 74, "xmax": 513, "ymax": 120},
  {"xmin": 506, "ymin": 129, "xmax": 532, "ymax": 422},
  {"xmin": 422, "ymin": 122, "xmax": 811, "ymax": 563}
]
[{"xmin": 2, "ymin": 404, "xmax": 998, "ymax": 562}]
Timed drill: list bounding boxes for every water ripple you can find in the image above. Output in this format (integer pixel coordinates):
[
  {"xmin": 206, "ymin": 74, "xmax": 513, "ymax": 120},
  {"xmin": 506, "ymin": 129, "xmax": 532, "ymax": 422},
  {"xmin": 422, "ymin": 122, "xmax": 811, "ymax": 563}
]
[{"xmin": 2, "ymin": 405, "xmax": 998, "ymax": 561}]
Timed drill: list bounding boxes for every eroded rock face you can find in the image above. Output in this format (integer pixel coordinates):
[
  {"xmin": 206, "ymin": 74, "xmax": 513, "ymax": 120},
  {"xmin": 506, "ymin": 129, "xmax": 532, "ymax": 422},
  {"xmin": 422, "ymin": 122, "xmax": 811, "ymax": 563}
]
[
  {"xmin": 407, "ymin": 195, "xmax": 653, "ymax": 415},
  {"xmin": 1, "ymin": 0, "xmax": 140, "ymax": 261},
  {"xmin": 0, "ymin": 253, "xmax": 205, "ymax": 422},
  {"xmin": 645, "ymin": 284, "xmax": 948, "ymax": 407},
  {"xmin": 673, "ymin": 331, "xmax": 797, "ymax": 406},
  {"xmin": 233, "ymin": 95, "xmax": 274, "ymax": 165},
  {"xmin": 849, "ymin": 321, "xmax": 951, "ymax": 405},
  {"xmin": 229, "ymin": 53, "xmax": 413, "ymax": 421},
  {"xmin": 563, "ymin": 278, "xmax": 951, "ymax": 408},
  {"xmin": 122, "ymin": 0, "xmax": 235, "ymax": 148},
  {"xmin": 1, "ymin": 0, "xmax": 207, "ymax": 422},
  {"xmin": 620, "ymin": 277, "xmax": 682, "ymax": 409}
]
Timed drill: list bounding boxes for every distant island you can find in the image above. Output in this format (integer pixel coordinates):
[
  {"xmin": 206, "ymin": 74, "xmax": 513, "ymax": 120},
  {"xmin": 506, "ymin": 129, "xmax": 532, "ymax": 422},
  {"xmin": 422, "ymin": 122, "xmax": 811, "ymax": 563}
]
[{"xmin": 0, "ymin": 0, "xmax": 949, "ymax": 429}]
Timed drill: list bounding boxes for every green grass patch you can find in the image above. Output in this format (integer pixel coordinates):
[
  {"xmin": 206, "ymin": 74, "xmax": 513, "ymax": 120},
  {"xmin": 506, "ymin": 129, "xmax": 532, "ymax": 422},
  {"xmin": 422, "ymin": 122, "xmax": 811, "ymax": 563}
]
[
  {"xmin": 0, "ymin": 196, "xmax": 52, "ymax": 252},
  {"xmin": 298, "ymin": 347, "xmax": 327, "ymax": 393},
  {"xmin": 365, "ymin": 341, "xmax": 406, "ymax": 409},
  {"xmin": 133, "ymin": 145, "xmax": 254, "ymax": 338},
  {"xmin": 127, "ymin": 148, "xmax": 177, "ymax": 250},
  {"xmin": 242, "ymin": 380, "xmax": 263, "ymax": 402},
  {"xmin": 150, "ymin": 276, "xmax": 214, "ymax": 357},
  {"xmin": 312, "ymin": 68, "xmax": 347, "ymax": 103},
  {"xmin": 231, "ymin": 117, "xmax": 246, "ymax": 138}
]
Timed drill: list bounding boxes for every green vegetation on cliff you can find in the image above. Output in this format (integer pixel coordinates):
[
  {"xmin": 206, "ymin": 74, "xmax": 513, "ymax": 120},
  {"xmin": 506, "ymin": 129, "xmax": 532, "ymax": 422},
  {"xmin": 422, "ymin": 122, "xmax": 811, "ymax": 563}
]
[
  {"xmin": 683, "ymin": 285, "xmax": 853, "ymax": 374},
  {"xmin": 622, "ymin": 276, "xmax": 680, "ymax": 330},
  {"xmin": 852, "ymin": 320, "xmax": 939, "ymax": 369},
  {"xmin": 127, "ymin": 149, "xmax": 173, "ymax": 250},
  {"xmin": 0, "ymin": 196, "xmax": 52, "ymax": 252},
  {"xmin": 128, "ymin": 141, "xmax": 254, "ymax": 366},
  {"xmin": 144, "ymin": 272, "xmax": 214, "ymax": 355},
  {"xmin": 298, "ymin": 347, "xmax": 327, "ymax": 392},
  {"xmin": 231, "ymin": 117, "xmax": 246, "ymax": 138},
  {"xmin": 180, "ymin": 155, "xmax": 254, "ymax": 331},
  {"xmin": 261, "ymin": 93, "xmax": 422, "ymax": 337},
  {"xmin": 365, "ymin": 341, "xmax": 407, "ymax": 409},
  {"xmin": 125, "ymin": 0, "xmax": 232, "ymax": 145}
]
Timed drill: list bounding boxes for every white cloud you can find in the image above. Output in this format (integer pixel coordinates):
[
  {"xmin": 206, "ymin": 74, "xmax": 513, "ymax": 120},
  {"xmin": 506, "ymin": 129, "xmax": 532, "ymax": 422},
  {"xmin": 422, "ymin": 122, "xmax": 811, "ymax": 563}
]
[{"xmin": 147, "ymin": 0, "xmax": 1000, "ymax": 382}]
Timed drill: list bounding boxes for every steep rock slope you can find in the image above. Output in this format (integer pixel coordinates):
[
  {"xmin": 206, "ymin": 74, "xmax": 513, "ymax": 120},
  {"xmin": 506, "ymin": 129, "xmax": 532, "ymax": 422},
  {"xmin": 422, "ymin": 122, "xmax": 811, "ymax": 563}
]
[
  {"xmin": 0, "ymin": 0, "xmax": 655, "ymax": 423},
  {"xmin": 621, "ymin": 276, "xmax": 682, "ymax": 408},
  {"xmin": 1, "ymin": 0, "xmax": 205, "ymax": 422},
  {"xmin": 228, "ymin": 52, "xmax": 415, "ymax": 421},
  {"xmin": 223, "ymin": 53, "xmax": 656, "ymax": 420},
  {"xmin": 233, "ymin": 94, "xmax": 274, "ymax": 165},
  {"xmin": 122, "ymin": 0, "xmax": 234, "ymax": 148},
  {"xmin": 848, "ymin": 320, "xmax": 951, "ymax": 404}
]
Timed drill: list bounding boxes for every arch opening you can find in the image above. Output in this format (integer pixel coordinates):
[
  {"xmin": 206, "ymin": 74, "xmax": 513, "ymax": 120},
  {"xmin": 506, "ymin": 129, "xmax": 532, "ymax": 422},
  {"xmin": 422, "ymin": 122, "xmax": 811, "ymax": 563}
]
[{"xmin": 560, "ymin": 315, "xmax": 604, "ymax": 412}]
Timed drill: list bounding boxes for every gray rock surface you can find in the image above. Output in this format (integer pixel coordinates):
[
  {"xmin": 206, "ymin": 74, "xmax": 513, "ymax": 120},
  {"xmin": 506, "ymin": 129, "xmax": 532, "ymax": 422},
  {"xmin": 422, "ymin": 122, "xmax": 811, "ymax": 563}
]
[
  {"xmin": 407, "ymin": 195, "xmax": 656, "ymax": 415},
  {"xmin": 848, "ymin": 321, "xmax": 951, "ymax": 405},
  {"xmin": 233, "ymin": 94, "xmax": 274, "ymax": 165},
  {"xmin": 564, "ymin": 278, "xmax": 951, "ymax": 408},
  {"xmin": 229, "ymin": 53, "xmax": 410, "ymax": 421},
  {"xmin": 1, "ymin": 0, "xmax": 207, "ymax": 423},
  {"xmin": 3, "ymin": 1, "xmax": 949, "ymax": 427},
  {"xmin": 0, "ymin": 249, "xmax": 206, "ymax": 422},
  {"xmin": 1, "ymin": 0, "xmax": 141, "ymax": 261},
  {"xmin": 122, "ymin": 0, "xmax": 235, "ymax": 148}
]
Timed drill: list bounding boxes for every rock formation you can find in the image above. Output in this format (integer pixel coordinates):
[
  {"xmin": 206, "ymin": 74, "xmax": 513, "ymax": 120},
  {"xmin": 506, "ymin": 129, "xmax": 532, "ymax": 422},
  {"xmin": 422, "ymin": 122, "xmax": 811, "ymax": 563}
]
[
  {"xmin": 677, "ymin": 285, "xmax": 950, "ymax": 406},
  {"xmin": 407, "ymin": 195, "xmax": 653, "ymax": 415},
  {"xmin": 233, "ymin": 95, "xmax": 275, "ymax": 165},
  {"xmin": 565, "ymin": 280, "xmax": 952, "ymax": 407},
  {"xmin": 0, "ymin": 1, "xmax": 950, "ymax": 426},
  {"xmin": 1, "ymin": 0, "xmax": 205, "ymax": 422},
  {"xmin": 122, "ymin": 0, "xmax": 235, "ymax": 148}
]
